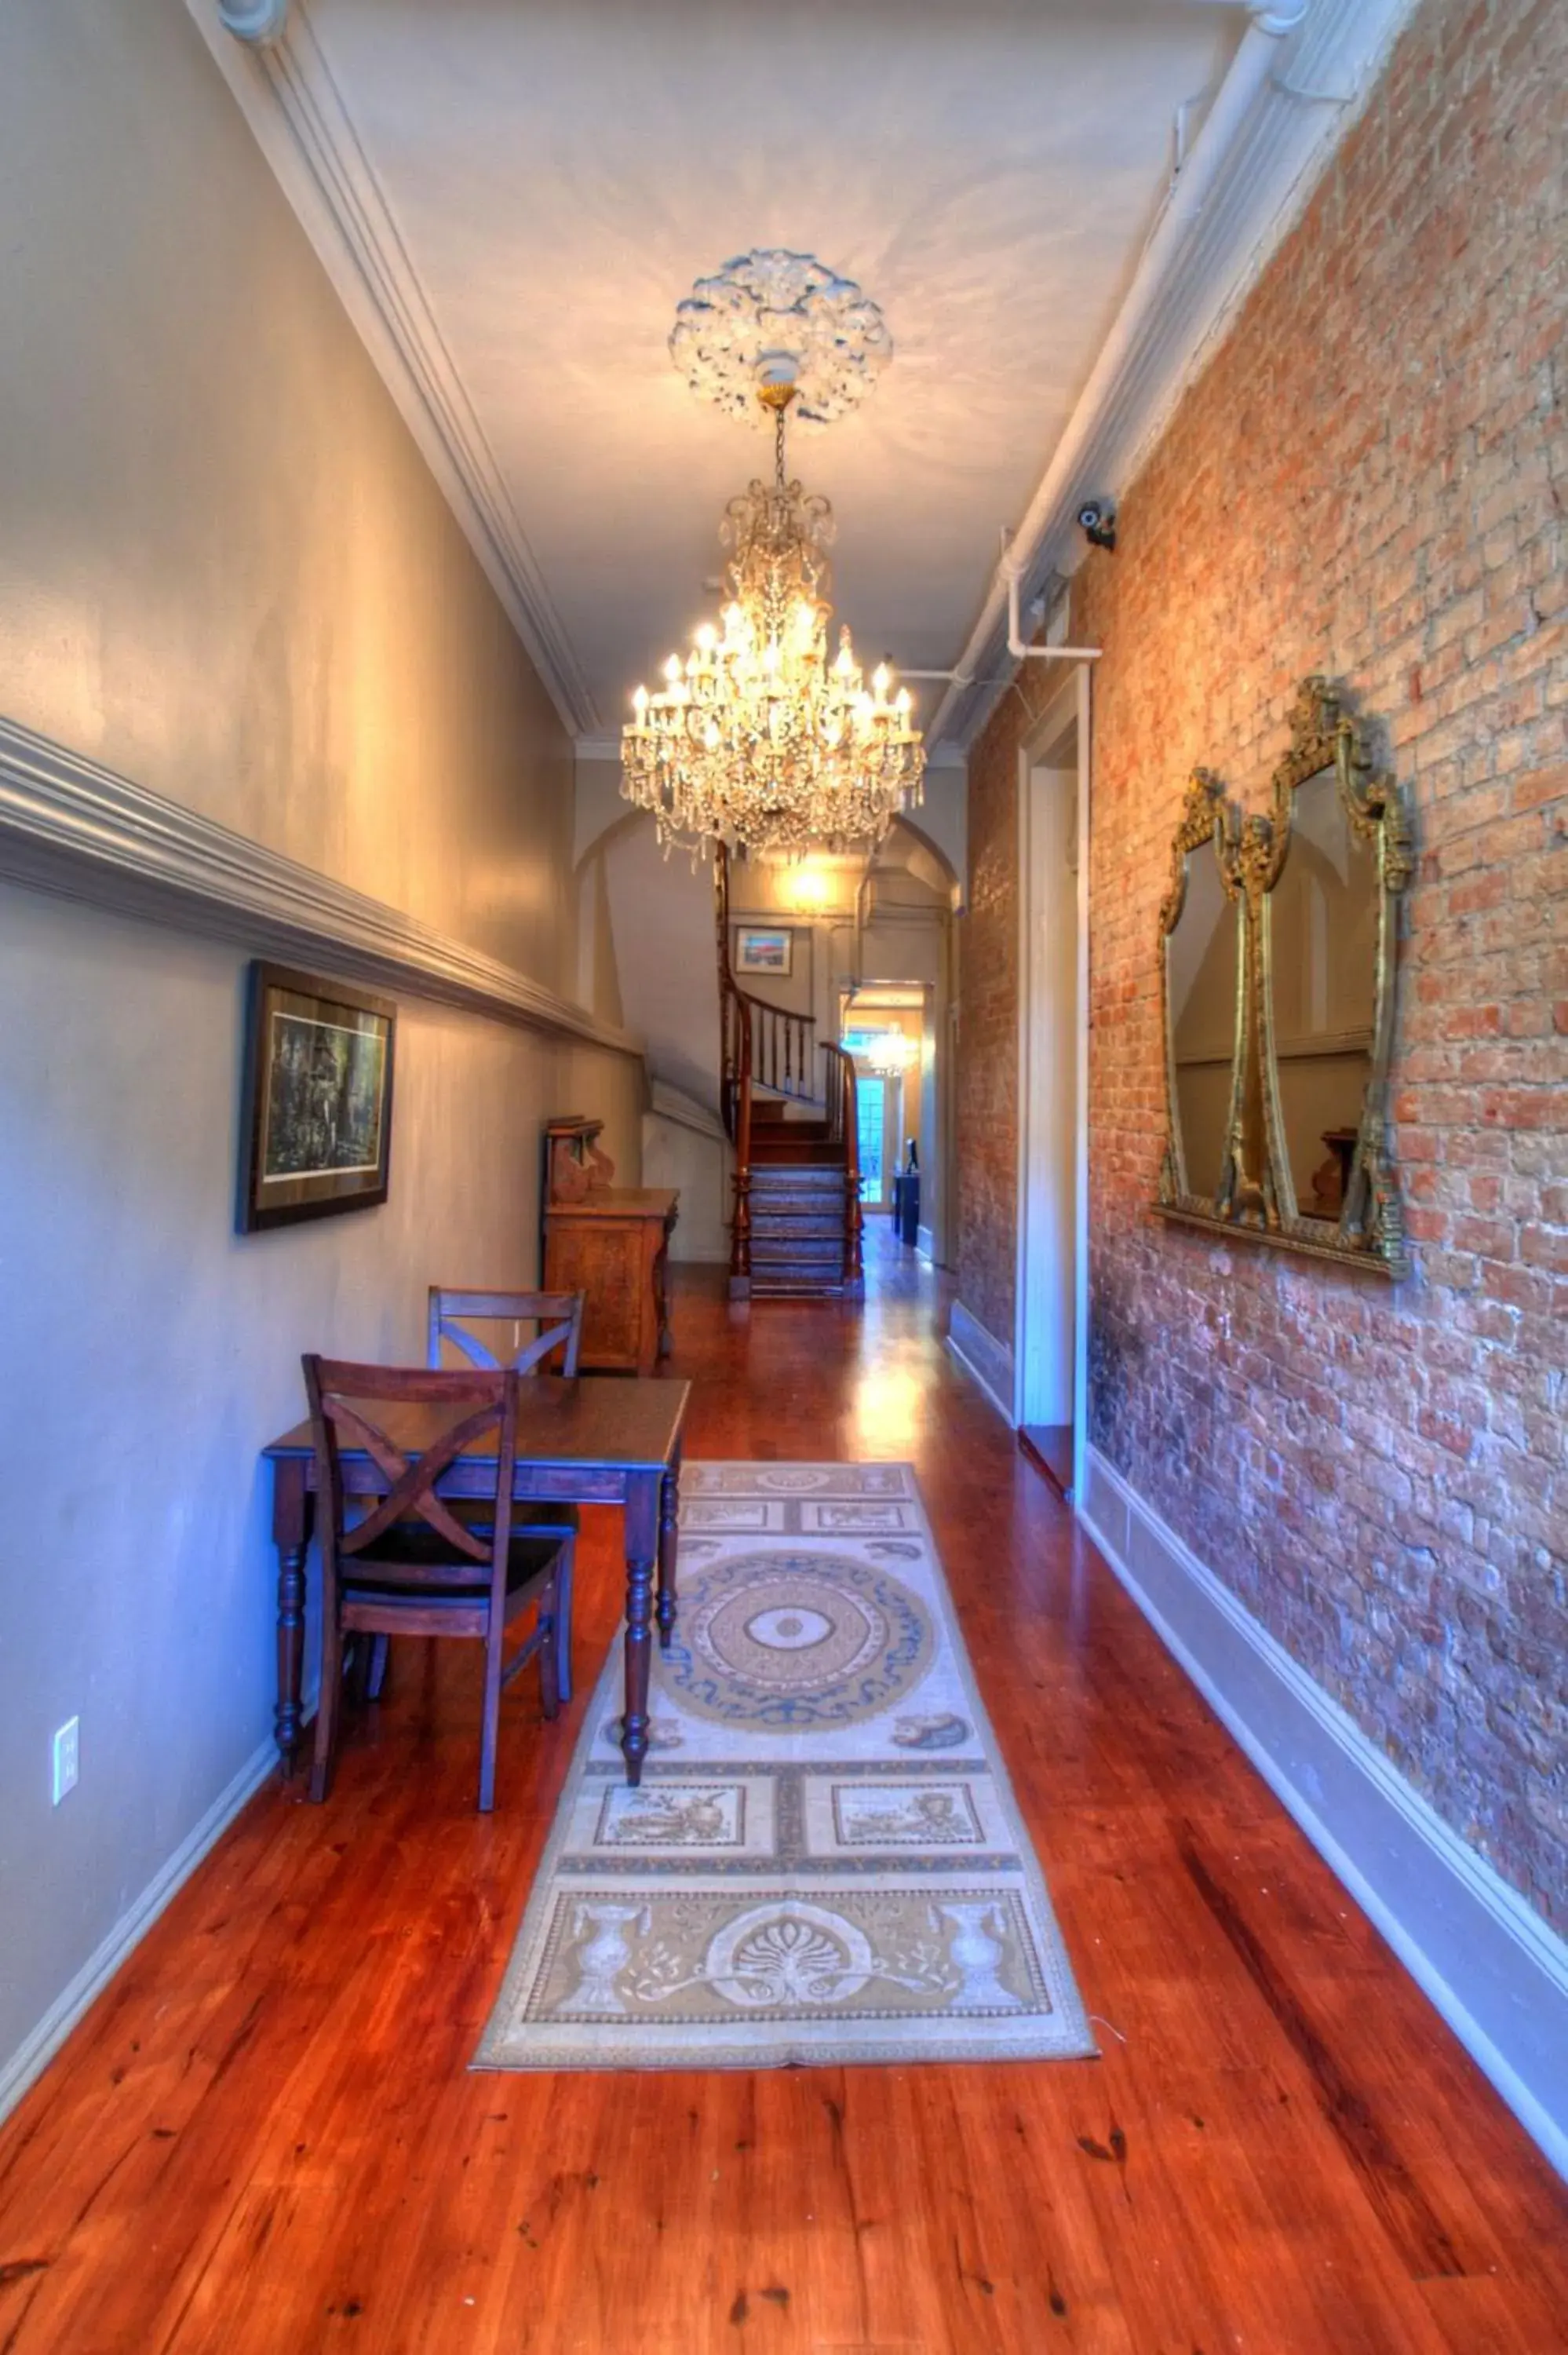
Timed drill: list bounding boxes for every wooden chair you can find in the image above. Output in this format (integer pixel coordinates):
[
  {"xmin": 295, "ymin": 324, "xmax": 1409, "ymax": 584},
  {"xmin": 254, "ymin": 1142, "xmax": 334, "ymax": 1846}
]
[
  {"xmin": 425, "ymin": 1287, "xmax": 585, "ymax": 1704},
  {"xmin": 427, "ymin": 1287, "xmax": 585, "ymax": 1378},
  {"xmin": 302, "ymin": 1357, "xmax": 571, "ymax": 1813}
]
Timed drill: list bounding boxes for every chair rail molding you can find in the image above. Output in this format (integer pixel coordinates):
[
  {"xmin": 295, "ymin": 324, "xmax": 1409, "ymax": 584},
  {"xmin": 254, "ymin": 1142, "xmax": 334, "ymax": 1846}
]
[
  {"xmin": 0, "ymin": 715, "xmax": 644, "ymax": 1060},
  {"xmin": 186, "ymin": 0, "xmax": 596, "ymax": 739},
  {"xmin": 648, "ymin": 1078, "xmax": 728, "ymax": 1143},
  {"xmin": 1079, "ymin": 1445, "xmax": 1568, "ymax": 2182}
]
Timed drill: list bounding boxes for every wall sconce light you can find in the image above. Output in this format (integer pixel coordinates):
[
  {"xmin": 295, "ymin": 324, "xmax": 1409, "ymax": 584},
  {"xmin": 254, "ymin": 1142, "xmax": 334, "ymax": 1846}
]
[{"xmin": 783, "ymin": 863, "xmax": 833, "ymax": 912}]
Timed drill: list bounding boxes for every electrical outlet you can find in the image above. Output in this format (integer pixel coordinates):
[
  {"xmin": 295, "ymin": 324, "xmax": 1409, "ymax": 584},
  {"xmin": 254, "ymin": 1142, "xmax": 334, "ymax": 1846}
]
[{"xmin": 52, "ymin": 1717, "xmax": 79, "ymax": 1806}]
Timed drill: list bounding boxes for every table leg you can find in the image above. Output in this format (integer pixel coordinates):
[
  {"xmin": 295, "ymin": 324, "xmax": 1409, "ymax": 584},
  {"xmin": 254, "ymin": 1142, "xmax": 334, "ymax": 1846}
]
[
  {"xmin": 656, "ymin": 1444, "xmax": 681, "ymax": 1650},
  {"xmin": 622, "ymin": 1472, "xmax": 660, "ymax": 1786},
  {"xmin": 270, "ymin": 1457, "xmax": 312, "ymax": 1774}
]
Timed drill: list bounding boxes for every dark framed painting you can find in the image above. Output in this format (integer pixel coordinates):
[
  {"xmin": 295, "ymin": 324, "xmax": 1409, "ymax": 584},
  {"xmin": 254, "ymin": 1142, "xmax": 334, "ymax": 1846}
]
[
  {"xmin": 238, "ymin": 962, "xmax": 396, "ymax": 1232},
  {"xmin": 735, "ymin": 925, "xmax": 793, "ymax": 977}
]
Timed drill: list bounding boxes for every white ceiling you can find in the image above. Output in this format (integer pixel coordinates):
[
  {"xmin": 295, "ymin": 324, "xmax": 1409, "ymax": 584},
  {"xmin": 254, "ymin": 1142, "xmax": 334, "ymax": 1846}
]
[{"xmin": 259, "ymin": 0, "xmax": 1248, "ymax": 736}]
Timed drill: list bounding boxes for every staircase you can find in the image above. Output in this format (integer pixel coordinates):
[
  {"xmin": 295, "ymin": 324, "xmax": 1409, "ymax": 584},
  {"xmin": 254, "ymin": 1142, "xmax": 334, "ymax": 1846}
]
[{"xmin": 716, "ymin": 847, "xmax": 864, "ymax": 1300}]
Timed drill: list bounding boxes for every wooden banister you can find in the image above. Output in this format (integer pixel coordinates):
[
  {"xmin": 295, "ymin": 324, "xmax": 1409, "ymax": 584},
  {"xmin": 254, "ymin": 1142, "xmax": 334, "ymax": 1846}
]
[{"xmin": 714, "ymin": 845, "xmax": 817, "ymax": 1140}]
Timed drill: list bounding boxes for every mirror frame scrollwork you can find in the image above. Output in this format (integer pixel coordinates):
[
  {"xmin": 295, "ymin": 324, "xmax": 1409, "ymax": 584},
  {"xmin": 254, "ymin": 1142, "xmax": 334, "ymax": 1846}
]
[{"xmin": 1154, "ymin": 678, "xmax": 1413, "ymax": 1280}]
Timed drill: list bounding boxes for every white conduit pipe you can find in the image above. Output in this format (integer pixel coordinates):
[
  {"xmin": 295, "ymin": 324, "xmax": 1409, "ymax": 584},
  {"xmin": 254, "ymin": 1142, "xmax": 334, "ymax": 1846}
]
[{"xmin": 928, "ymin": 0, "xmax": 1311, "ymax": 739}]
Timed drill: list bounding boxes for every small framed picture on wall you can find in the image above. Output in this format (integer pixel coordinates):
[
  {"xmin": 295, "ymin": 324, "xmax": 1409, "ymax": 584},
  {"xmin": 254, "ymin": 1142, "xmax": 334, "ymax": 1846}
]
[
  {"xmin": 735, "ymin": 926, "xmax": 793, "ymax": 977},
  {"xmin": 238, "ymin": 962, "xmax": 396, "ymax": 1232}
]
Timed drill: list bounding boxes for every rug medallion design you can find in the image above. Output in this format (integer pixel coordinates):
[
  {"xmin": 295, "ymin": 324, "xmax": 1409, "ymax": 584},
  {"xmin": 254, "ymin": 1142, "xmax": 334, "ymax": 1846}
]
[{"xmin": 474, "ymin": 1462, "xmax": 1096, "ymax": 2069}]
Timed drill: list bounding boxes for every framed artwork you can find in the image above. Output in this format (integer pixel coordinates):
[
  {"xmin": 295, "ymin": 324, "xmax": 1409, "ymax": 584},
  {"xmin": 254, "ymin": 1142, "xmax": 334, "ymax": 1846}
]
[
  {"xmin": 238, "ymin": 962, "xmax": 396, "ymax": 1232},
  {"xmin": 735, "ymin": 926, "xmax": 793, "ymax": 977}
]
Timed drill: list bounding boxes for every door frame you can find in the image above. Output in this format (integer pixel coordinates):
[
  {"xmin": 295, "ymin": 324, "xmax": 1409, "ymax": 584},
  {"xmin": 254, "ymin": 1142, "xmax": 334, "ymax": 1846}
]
[
  {"xmin": 854, "ymin": 1069, "xmax": 897, "ymax": 1212},
  {"xmin": 1013, "ymin": 666, "xmax": 1092, "ymax": 1501}
]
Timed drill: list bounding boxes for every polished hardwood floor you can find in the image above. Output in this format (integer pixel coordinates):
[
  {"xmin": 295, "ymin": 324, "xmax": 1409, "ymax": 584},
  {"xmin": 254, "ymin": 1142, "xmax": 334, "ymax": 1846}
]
[{"xmin": 2, "ymin": 1227, "xmax": 1565, "ymax": 2354}]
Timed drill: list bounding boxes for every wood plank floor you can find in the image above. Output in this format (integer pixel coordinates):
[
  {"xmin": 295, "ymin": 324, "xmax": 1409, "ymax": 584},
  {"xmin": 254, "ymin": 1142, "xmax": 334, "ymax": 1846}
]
[{"xmin": 2, "ymin": 1230, "xmax": 1565, "ymax": 2354}]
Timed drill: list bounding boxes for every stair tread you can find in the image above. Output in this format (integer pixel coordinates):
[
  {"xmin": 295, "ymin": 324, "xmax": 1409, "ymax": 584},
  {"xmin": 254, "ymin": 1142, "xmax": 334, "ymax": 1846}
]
[{"xmin": 749, "ymin": 1168, "xmax": 847, "ymax": 1185}]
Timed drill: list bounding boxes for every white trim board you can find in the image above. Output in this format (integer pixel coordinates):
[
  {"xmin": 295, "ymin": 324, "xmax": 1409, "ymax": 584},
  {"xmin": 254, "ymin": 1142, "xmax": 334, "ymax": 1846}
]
[
  {"xmin": 0, "ymin": 715, "xmax": 644, "ymax": 1061},
  {"xmin": 946, "ymin": 1300, "xmax": 1015, "ymax": 1426},
  {"xmin": 1079, "ymin": 1446, "xmax": 1568, "ymax": 2182},
  {"xmin": 647, "ymin": 1079, "xmax": 727, "ymax": 1143},
  {"xmin": 0, "ymin": 1736, "xmax": 278, "ymax": 2128},
  {"xmin": 1014, "ymin": 671, "xmax": 1091, "ymax": 1501}
]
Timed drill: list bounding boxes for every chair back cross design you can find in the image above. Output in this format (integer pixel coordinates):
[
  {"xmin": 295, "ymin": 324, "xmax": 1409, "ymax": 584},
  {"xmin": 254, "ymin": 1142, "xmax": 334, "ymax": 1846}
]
[
  {"xmin": 307, "ymin": 1364, "xmax": 519, "ymax": 1572},
  {"xmin": 427, "ymin": 1287, "xmax": 585, "ymax": 1378},
  {"xmin": 301, "ymin": 1357, "xmax": 574, "ymax": 1811}
]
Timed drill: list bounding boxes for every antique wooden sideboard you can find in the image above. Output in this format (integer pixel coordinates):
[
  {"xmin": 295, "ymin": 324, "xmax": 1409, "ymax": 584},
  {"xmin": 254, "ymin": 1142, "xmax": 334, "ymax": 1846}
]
[{"xmin": 542, "ymin": 1116, "xmax": 678, "ymax": 1377}]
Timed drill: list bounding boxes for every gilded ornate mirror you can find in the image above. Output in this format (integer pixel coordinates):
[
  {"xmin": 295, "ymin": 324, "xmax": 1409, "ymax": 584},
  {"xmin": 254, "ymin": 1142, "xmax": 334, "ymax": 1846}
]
[
  {"xmin": 1155, "ymin": 680, "xmax": 1411, "ymax": 1276},
  {"xmin": 1158, "ymin": 771, "xmax": 1245, "ymax": 1215}
]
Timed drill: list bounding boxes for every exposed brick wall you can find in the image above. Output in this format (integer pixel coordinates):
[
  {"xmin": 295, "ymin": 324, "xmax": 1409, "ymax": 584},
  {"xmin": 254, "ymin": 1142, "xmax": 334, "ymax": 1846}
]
[{"xmin": 959, "ymin": 0, "xmax": 1566, "ymax": 1924}]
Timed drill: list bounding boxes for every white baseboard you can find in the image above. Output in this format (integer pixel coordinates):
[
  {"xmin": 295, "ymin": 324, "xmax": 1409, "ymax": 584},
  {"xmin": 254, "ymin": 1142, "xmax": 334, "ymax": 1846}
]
[
  {"xmin": 946, "ymin": 1299, "xmax": 1015, "ymax": 1426},
  {"xmin": 0, "ymin": 1734, "xmax": 279, "ymax": 2127},
  {"xmin": 1079, "ymin": 1446, "xmax": 1568, "ymax": 2182}
]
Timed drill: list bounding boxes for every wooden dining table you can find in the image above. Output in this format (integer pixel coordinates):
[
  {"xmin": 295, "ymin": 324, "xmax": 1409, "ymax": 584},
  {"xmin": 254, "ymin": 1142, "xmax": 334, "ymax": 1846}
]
[{"xmin": 262, "ymin": 1375, "xmax": 690, "ymax": 1787}]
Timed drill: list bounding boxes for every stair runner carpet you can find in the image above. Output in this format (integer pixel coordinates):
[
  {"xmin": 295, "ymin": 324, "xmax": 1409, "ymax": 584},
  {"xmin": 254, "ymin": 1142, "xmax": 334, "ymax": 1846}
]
[{"xmin": 475, "ymin": 1462, "xmax": 1096, "ymax": 2070}]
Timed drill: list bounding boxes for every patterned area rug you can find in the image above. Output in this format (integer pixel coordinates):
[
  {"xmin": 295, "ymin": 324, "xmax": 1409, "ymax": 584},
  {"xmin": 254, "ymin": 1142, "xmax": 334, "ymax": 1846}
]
[{"xmin": 474, "ymin": 1462, "xmax": 1096, "ymax": 2069}]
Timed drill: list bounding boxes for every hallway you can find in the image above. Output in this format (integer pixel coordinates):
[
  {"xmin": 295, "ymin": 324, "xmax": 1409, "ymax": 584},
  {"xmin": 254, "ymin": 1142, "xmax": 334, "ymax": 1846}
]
[{"xmin": 1, "ymin": 1236, "xmax": 1563, "ymax": 2355}]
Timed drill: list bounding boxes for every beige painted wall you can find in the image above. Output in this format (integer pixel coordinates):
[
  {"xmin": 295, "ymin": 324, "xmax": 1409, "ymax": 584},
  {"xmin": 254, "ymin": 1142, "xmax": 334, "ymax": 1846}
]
[
  {"xmin": 0, "ymin": 0, "xmax": 639, "ymax": 2105},
  {"xmin": 0, "ymin": 0, "xmax": 574, "ymax": 988}
]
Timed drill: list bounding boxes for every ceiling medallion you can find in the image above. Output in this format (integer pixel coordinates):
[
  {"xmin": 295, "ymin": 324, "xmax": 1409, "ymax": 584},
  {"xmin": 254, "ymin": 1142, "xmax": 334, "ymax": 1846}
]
[
  {"xmin": 622, "ymin": 260, "xmax": 922, "ymax": 860},
  {"xmin": 669, "ymin": 249, "xmax": 892, "ymax": 427}
]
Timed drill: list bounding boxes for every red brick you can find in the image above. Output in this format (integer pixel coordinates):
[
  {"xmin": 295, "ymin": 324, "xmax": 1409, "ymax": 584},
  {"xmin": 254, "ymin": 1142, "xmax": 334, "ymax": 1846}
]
[{"xmin": 957, "ymin": 0, "xmax": 1568, "ymax": 1930}]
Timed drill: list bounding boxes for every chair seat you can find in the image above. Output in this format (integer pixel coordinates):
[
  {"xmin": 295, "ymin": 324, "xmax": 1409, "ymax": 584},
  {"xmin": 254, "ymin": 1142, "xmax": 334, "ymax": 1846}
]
[
  {"xmin": 450, "ymin": 1499, "xmax": 581, "ymax": 1540},
  {"xmin": 342, "ymin": 1520, "xmax": 564, "ymax": 1597}
]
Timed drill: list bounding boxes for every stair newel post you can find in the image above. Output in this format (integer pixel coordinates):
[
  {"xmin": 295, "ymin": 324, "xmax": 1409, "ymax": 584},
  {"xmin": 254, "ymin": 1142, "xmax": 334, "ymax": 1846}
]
[
  {"xmin": 715, "ymin": 844, "xmax": 737, "ymax": 1141},
  {"xmin": 841, "ymin": 1050, "xmax": 864, "ymax": 1292},
  {"xmin": 730, "ymin": 995, "xmax": 753, "ymax": 1298}
]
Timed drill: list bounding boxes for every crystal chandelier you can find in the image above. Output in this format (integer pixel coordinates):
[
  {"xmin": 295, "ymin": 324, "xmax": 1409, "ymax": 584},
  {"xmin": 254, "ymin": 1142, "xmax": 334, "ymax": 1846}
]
[
  {"xmin": 857, "ymin": 1029, "xmax": 917, "ymax": 1079},
  {"xmin": 622, "ymin": 368, "xmax": 925, "ymax": 857}
]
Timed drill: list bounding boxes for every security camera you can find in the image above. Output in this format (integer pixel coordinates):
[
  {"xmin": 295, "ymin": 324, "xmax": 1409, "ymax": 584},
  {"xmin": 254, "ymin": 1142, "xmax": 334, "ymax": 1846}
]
[{"xmin": 1077, "ymin": 498, "xmax": 1117, "ymax": 552}]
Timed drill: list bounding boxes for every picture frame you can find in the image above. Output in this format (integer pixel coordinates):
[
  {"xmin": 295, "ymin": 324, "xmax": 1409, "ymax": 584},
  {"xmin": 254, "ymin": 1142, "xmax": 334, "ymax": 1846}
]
[
  {"xmin": 238, "ymin": 962, "xmax": 396, "ymax": 1232},
  {"xmin": 734, "ymin": 926, "xmax": 793, "ymax": 977}
]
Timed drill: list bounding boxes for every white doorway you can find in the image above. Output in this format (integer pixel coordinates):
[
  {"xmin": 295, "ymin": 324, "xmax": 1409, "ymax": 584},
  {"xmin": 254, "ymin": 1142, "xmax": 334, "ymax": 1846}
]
[
  {"xmin": 1015, "ymin": 671, "xmax": 1090, "ymax": 1500},
  {"xmin": 855, "ymin": 1073, "xmax": 893, "ymax": 1209}
]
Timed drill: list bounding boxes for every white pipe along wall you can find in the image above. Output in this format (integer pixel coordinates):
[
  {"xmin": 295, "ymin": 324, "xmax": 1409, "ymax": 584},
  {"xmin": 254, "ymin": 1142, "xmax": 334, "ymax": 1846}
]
[{"xmin": 928, "ymin": 0, "xmax": 1311, "ymax": 743}]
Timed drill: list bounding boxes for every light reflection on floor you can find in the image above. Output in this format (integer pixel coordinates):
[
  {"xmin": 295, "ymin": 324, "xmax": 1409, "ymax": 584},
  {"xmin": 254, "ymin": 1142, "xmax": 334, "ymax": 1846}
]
[{"xmin": 844, "ymin": 1218, "xmax": 939, "ymax": 1454}]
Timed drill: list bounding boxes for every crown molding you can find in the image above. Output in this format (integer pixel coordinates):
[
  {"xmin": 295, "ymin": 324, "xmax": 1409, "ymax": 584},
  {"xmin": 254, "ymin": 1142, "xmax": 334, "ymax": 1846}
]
[
  {"xmin": 0, "ymin": 715, "xmax": 643, "ymax": 1061},
  {"xmin": 186, "ymin": 0, "xmax": 596, "ymax": 737},
  {"xmin": 936, "ymin": 0, "xmax": 1422, "ymax": 753}
]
